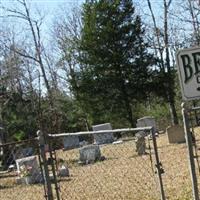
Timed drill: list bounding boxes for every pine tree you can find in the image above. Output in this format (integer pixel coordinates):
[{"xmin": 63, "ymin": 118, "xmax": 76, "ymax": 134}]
[{"xmin": 77, "ymin": 0, "xmax": 155, "ymax": 127}]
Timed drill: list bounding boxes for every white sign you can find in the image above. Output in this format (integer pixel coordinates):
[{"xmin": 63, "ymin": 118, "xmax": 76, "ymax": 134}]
[{"xmin": 176, "ymin": 46, "xmax": 200, "ymax": 100}]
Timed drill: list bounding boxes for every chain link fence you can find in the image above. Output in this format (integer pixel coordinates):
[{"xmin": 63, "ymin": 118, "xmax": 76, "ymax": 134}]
[
  {"xmin": 2, "ymin": 124, "xmax": 200, "ymax": 200},
  {"xmin": 49, "ymin": 127, "xmax": 162, "ymax": 200},
  {"xmin": 0, "ymin": 139, "xmax": 45, "ymax": 200},
  {"xmin": 157, "ymin": 133, "xmax": 193, "ymax": 200},
  {"xmin": 189, "ymin": 108, "xmax": 200, "ymax": 199}
]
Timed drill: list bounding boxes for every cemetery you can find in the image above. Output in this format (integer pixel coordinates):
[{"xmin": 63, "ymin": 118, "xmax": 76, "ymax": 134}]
[
  {"xmin": 0, "ymin": 120, "xmax": 198, "ymax": 199},
  {"xmin": 2, "ymin": 0, "xmax": 200, "ymax": 199}
]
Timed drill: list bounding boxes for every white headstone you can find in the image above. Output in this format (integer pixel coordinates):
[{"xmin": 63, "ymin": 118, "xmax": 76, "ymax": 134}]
[
  {"xmin": 15, "ymin": 156, "xmax": 42, "ymax": 183},
  {"xmin": 79, "ymin": 145, "xmax": 101, "ymax": 164},
  {"xmin": 166, "ymin": 125, "xmax": 185, "ymax": 143},
  {"xmin": 92, "ymin": 123, "xmax": 114, "ymax": 144},
  {"xmin": 63, "ymin": 135, "xmax": 79, "ymax": 150},
  {"xmin": 136, "ymin": 116, "xmax": 157, "ymax": 133}
]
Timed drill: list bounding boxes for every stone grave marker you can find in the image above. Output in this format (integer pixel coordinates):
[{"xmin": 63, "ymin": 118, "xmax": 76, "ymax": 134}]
[
  {"xmin": 92, "ymin": 123, "xmax": 114, "ymax": 144},
  {"xmin": 166, "ymin": 125, "xmax": 185, "ymax": 143},
  {"xmin": 16, "ymin": 155, "xmax": 42, "ymax": 184},
  {"xmin": 135, "ymin": 132, "xmax": 146, "ymax": 156},
  {"xmin": 137, "ymin": 116, "xmax": 157, "ymax": 129},
  {"xmin": 79, "ymin": 145, "xmax": 101, "ymax": 164},
  {"xmin": 63, "ymin": 135, "xmax": 79, "ymax": 150},
  {"xmin": 136, "ymin": 116, "xmax": 157, "ymax": 135}
]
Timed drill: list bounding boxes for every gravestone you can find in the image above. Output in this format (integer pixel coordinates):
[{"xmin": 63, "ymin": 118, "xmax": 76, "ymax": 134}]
[
  {"xmin": 16, "ymin": 155, "xmax": 42, "ymax": 184},
  {"xmin": 57, "ymin": 165, "xmax": 69, "ymax": 177},
  {"xmin": 135, "ymin": 132, "xmax": 146, "ymax": 155},
  {"xmin": 92, "ymin": 123, "xmax": 114, "ymax": 144},
  {"xmin": 136, "ymin": 116, "xmax": 157, "ymax": 135},
  {"xmin": 166, "ymin": 125, "xmax": 185, "ymax": 143},
  {"xmin": 79, "ymin": 145, "xmax": 101, "ymax": 164},
  {"xmin": 63, "ymin": 135, "xmax": 79, "ymax": 150}
]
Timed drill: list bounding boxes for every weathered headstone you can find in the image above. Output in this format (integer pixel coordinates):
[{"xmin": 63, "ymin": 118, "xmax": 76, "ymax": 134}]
[
  {"xmin": 136, "ymin": 116, "xmax": 157, "ymax": 135},
  {"xmin": 79, "ymin": 145, "xmax": 101, "ymax": 164},
  {"xmin": 63, "ymin": 135, "xmax": 79, "ymax": 150},
  {"xmin": 92, "ymin": 123, "xmax": 114, "ymax": 144},
  {"xmin": 166, "ymin": 125, "xmax": 185, "ymax": 143},
  {"xmin": 57, "ymin": 165, "xmax": 69, "ymax": 177},
  {"xmin": 16, "ymin": 156, "xmax": 42, "ymax": 184},
  {"xmin": 137, "ymin": 116, "xmax": 157, "ymax": 129},
  {"xmin": 135, "ymin": 132, "xmax": 146, "ymax": 155}
]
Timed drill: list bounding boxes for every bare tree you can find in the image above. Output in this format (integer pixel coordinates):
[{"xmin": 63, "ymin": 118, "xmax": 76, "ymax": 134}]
[
  {"xmin": 2, "ymin": 0, "xmax": 53, "ymax": 106},
  {"xmin": 146, "ymin": 0, "xmax": 178, "ymax": 125},
  {"xmin": 53, "ymin": 6, "xmax": 82, "ymax": 98}
]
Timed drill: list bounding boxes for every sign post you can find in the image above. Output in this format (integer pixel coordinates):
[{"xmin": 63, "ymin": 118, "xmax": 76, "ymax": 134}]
[{"xmin": 176, "ymin": 47, "xmax": 200, "ymax": 200}]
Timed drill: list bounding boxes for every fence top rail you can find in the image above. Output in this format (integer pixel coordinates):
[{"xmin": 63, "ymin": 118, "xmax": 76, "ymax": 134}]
[
  {"xmin": 48, "ymin": 127, "xmax": 153, "ymax": 138},
  {"xmin": 0, "ymin": 138, "xmax": 38, "ymax": 148},
  {"xmin": 189, "ymin": 106, "xmax": 200, "ymax": 112}
]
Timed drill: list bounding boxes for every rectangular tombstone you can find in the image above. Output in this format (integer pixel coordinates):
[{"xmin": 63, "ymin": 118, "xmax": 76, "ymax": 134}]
[
  {"xmin": 15, "ymin": 156, "xmax": 42, "ymax": 183},
  {"xmin": 63, "ymin": 135, "xmax": 79, "ymax": 150},
  {"xmin": 135, "ymin": 134, "xmax": 146, "ymax": 156},
  {"xmin": 92, "ymin": 123, "xmax": 114, "ymax": 144},
  {"xmin": 167, "ymin": 125, "xmax": 185, "ymax": 143},
  {"xmin": 136, "ymin": 116, "xmax": 157, "ymax": 134},
  {"xmin": 79, "ymin": 145, "xmax": 101, "ymax": 164}
]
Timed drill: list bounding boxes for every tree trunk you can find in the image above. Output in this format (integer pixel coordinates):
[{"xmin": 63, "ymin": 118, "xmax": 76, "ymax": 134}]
[
  {"xmin": 164, "ymin": 0, "xmax": 178, "ymax": 126},
  {"xmin": 168, "ymin": 96, "xmax": 178, "ymax": 125}
]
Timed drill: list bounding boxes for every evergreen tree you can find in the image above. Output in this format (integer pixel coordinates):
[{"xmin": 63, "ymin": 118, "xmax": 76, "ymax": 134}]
[{"xmin": 76, "ymin": 0, "xmax": 155, "ymax": 127}]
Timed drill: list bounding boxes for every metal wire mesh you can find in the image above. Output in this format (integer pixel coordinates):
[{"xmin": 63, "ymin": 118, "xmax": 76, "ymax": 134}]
[
  {"xmin": 50, "ymin": 131, "xmax": 160, "ymax": 200},
  {"xmin": 157, "ymin": 132, "xmax": 193, "ymax": 200},
  {"xmin": 189, "ymin": 110, "xmax": 200, "ymax": 199},
  {"xmin": 0, "ymin": 140, "xmax": 45, "ymax": 200},
  {"xmin": 1, "ymin": 126, "xmax": 199, "ymax": 200}
]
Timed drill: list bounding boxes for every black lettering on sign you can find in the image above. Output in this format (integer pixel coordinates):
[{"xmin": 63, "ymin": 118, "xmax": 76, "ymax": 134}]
[
  {"xmin": 181, "ymin": 54, "xmax": 193, "ymax": 83},
  {"xmin": 196, "ymin": 75, "xmax": 200, "ymax": 84},
  {"xmin": 192, "ymin": 52, "xmax": 200, "ymax": 74},
  {"xmin": 197, "ymin": 75, "xmax": 200, "ymax": 91}
]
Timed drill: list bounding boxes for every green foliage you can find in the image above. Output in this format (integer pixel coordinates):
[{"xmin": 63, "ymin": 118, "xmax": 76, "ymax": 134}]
[
  {"xmin": 74, "ymin": 0, "xmax": 155, "ymax": 127},
  {"xmin": 13, "ymin": 130, "xmax": 25, "ymax": 141},
  {"xmin": 34, "ymin": 89, "xmax": 89, "ymax": 134},
  {"xmin": 1, "ymin": 91, "xmax": 38, "ymax": 141}
]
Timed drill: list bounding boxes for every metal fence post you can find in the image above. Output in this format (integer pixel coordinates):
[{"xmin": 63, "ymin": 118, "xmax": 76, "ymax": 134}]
[
  {"xmin": 182, "ymin": 103, "xmax": 199, "ymax": 200},
  {"xmin": 37, "ymin": 130, "xmax": 54, "ymax": 200},
  {"xmin": 48, "ymin": 138, "xmax": 61, "ymax": 200},
  {"xmin": 151, "ymin": 127, "xmax": 166, "ymax": 200}
]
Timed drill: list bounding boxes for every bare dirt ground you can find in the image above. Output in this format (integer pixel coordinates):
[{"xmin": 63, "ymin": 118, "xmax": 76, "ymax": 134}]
[{"xmin": 1, "ymin": 129, "xmax": 200, "ymax": 200}]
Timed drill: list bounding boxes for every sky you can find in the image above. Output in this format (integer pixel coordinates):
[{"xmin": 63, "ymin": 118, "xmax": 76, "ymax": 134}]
[
  {"xmin": 0, "ymin": 0, "xmax": 191, "ymax": 94},
  {"xmin": 0, "ymin": 0, "xmax": 84, "ymax": 23},
  {"xmin": 0, "ymin": 0, "xmax": 165, "ymax": 29},
  {"xmin": 0, "ymin": 0, "xmax": 85, "ymax": 46}
]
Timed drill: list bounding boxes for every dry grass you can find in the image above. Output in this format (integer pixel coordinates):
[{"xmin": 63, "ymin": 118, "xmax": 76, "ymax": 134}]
[
  {"xmin": 0, "ymin": 172, "xmax": 44, "ymax": 200},
  {"xmin": 1, "ymin": 130, "xmax": 200, "ymax": 200},
  {"xmin": 57, "ymin": 140, "xmax": 158, "ymax": 200}
]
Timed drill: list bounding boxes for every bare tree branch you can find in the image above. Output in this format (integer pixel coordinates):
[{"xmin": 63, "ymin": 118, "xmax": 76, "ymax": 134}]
[{"xmin": 167, "ymin": 0, "xmax": 173, "ymax": 8}]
